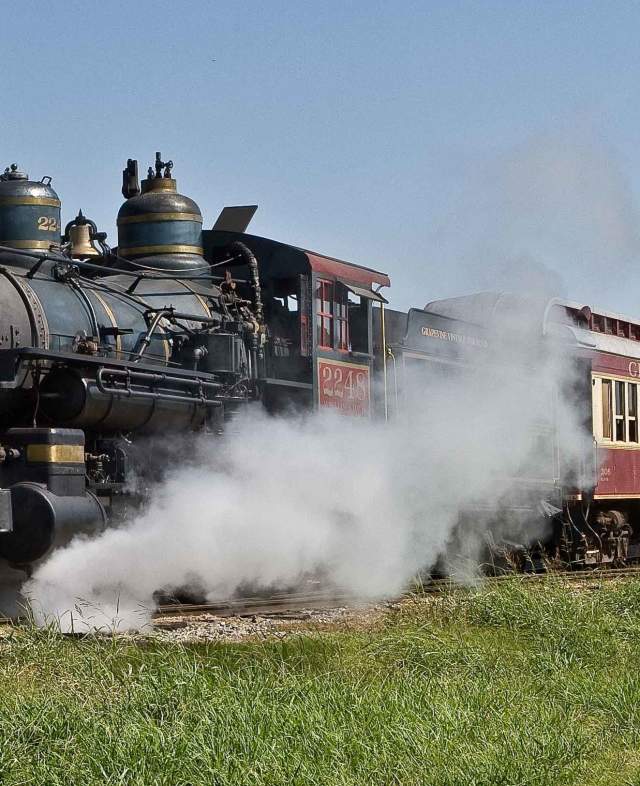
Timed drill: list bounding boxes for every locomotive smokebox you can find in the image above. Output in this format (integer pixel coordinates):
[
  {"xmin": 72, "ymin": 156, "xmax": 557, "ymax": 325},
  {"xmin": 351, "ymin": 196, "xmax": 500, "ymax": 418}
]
[
  {"xmin": 117, "ymin": 152, "xmax": 205, "ymax": 273},
  {"xmin": 0, "ymin": 164, "xmax": 60, "ymax": 255}
]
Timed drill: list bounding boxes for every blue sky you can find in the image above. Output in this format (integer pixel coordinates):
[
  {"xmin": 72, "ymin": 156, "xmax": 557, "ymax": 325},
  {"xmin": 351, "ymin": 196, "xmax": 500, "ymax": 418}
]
[{"xmin": 3, "ymin": 1, "xmax": 640, "ymax": 312}]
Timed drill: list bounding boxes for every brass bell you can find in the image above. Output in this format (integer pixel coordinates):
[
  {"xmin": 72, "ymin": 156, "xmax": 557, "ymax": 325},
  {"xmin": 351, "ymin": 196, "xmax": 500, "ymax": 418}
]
[{"xmin": 64, "ymin": 211, "xmax": 102, "ymax": 259}]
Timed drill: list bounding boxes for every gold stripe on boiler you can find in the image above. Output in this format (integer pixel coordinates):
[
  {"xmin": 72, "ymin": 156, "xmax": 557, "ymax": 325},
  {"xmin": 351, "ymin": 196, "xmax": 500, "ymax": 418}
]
[
  {"xmin": 119, "ymin": 244, "xmax": 203, "ymax": 256},
  {"xmin": 26, "ymin": 444, "xmax": 85, "ymax": 463},
  {"xmin": 180, "ymin": 280, "xmax": 213, "ymax": 318},
  {"xmin": 0, "ymin": 196, "xmax": 61, "ymax": 207},
  {"xmin": 117, "ymin": 212, "xmax": 202, "ymax": 225},
  {"xmin": 92, "ymin": 291, "xmax": 123, "ymax": 355},
  {"xmin": 0, "ymin": 240, "xmax": 59, "ymax": 250}
]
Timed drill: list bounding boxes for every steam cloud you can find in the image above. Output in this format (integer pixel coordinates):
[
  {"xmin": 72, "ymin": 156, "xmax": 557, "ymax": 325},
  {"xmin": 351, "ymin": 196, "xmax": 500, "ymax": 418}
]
[
  {"xmin": 410, "ymin": 130, "xmax": 640, "ymax": 314},
  {"xmin": 23, "ymin": 314, "xmax": 587, "ymax": 631}
]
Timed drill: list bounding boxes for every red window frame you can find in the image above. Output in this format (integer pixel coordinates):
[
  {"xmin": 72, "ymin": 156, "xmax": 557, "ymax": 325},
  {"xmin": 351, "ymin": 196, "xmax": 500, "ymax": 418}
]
[
  {"xmin": 334, "ymin": 285, "xmax": 349, "ymax": 351},
  {"xmin": 316, "ymin": 279, "xmax": 333, "ymax": 349},
  {"xmin": 315, "ymin": 280, "xmax": 350, "ymax": 351}
]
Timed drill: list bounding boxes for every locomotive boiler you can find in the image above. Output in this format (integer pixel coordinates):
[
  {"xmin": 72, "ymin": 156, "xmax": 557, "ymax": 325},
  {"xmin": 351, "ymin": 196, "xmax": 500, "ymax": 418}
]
[{"xmin": 0, "ymin": 155, "xmax": 265, "ymax": 567}]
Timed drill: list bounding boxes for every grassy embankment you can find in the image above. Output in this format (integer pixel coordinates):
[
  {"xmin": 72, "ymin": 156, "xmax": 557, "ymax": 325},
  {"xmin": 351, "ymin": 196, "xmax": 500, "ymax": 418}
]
[{"xmin": 1, "ymin": 579, "xmax": 640, "ymax": 785}]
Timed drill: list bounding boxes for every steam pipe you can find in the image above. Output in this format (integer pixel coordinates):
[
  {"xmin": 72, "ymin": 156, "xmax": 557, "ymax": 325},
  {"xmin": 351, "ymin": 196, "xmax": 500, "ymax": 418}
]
[
  {"xmin": 96, "ymin": 367, "xmax": 223, "ymax": 405},
  {"xmin": 228, "ymin": 241, "xmax": 264, "ymax": 325},
  {"xmin": 133, "ymin": 308, "xmax": 220, "ymax": 363},
  {"xmin": 134, "ymin": 310, "xmax": 169, "ymax": 362},
  {"xmin": 68, "ymin": 278, "xmax": 100, "ymax": 339},
  {"xmin": 224, "ymin": 241, "xmax": 265, "ymax": 380},
  {"xmin": 99, "ymin": 367, "xmax": 222, "ymax": 391}
]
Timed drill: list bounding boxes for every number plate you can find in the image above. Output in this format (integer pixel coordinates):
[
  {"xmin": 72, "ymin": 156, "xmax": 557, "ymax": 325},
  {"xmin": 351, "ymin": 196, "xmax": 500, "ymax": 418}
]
[
  {"xmin": 37, "ymin": 216, "xmax": 59, "ymax": 232},
  {"xmin": 317, "ymin": 358, "xmax": 370, "ymax": 417}
]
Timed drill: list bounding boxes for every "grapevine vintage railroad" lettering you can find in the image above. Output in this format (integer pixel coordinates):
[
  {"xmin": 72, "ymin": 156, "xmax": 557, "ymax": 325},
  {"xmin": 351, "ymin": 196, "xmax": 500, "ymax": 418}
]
[{"xmin": 420, "ymin": 326, "xmax": 488, "ymax": 348}]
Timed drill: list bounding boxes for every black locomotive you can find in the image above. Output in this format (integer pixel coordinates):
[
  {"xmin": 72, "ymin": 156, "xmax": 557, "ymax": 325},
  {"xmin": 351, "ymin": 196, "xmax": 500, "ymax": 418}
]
[
  {"xmin": 0, "ymin": 155, "xmax": 272, "ymax": 569},
  {"xmin": 0, "ymin": 153, "xmax": 395, "ymax": 573}
]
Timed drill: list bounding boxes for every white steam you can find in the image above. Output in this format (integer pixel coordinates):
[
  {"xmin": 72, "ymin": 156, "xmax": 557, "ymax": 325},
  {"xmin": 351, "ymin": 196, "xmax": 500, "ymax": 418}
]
[
  {"xmin": 24, "ymin": 319, "xmax": 587, "ymax": 632},
  {"xmin": 415, "ymin": 130, "xmax": 640, "ymax": 311}
]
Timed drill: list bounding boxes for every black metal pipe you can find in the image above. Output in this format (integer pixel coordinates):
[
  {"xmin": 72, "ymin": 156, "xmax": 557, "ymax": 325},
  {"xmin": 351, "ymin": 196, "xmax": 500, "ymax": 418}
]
[
  {"xmin": 68, "ymin": 278, "xmax": 100, "ymax": 339},
  {"xmin": 133, "ymin": 310, "xmax": 169, "ymax": 363},
  {"xmin": 96, "ymin": 366, "xmax": 223, "ymax": 407},
  {"xmin": 132, "ymin": 307, "xmax": 221, "ymax": 363},
  {"xmin": 117, "ymin": 369, "xmax": 217, "ymax": 389},
  {"xmin": 0, "ymin": 346, "xmax": 221, "ymax": 379},
  {"xmin": 0, "ymin": 244, "xmax": 67, "ymax": 263},
  {"xmin": 0, "ymin": 245, "xmax": 231, "ymax": 282},
  {"xmin": 144, "ymin": 309, "xmax": 220, "ymax": 325},
  {"xmin": 97, "ymin": 366, "xmax": 223, "ymax": 389},
  {"xmin": 228, "ymin": 241, "xmax": 264, "ymax": 325}
]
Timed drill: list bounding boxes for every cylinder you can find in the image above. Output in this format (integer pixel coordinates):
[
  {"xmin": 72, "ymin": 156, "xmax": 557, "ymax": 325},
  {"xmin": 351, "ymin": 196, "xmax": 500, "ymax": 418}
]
[{"xmin": 0, "ymin": 164, "xmax": 61, "ymax": 252}]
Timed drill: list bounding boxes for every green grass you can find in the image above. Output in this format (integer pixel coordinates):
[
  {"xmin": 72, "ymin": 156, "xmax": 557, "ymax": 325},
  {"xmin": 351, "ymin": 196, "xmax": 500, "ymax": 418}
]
[{"xmin": 2, "ymin": 579, "xmax": 640, "ymax": 785}]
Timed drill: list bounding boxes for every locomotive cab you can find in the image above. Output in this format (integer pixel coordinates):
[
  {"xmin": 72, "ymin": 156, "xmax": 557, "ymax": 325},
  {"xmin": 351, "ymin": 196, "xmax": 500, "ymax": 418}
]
[{"xmin": 204, "ymin": 230, "xmax": 390, "ymax": 416}]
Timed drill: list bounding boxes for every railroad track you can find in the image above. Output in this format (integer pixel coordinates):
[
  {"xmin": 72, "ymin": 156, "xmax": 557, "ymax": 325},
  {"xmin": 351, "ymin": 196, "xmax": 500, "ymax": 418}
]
[
  {"xmin": 154, "ymin": 591, "xmax": 366, "ymax": 619},
  {"xmin": 3, "ymin": 566, "xmax": 640, "ymax": 626},
  {"xmin": 414, "ymin": 565, "xmax": 640, "ymax": 593},
  {"xmin": 154, "ymin": 565, "xmax": 640, "ymax": 619}
]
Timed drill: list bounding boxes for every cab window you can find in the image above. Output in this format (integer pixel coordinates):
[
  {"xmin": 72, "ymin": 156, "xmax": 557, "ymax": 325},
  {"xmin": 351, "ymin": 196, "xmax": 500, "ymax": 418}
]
[{"xmin": 315, "ymin": 280, "xmax": 349, "ymax": 351}]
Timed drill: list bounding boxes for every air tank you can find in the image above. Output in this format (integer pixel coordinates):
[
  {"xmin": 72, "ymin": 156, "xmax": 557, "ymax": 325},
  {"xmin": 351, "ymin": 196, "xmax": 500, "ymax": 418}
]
[
  {"xmin": 117, "ymin": 152, "xmax": 206, "ymax": 273},
  {"xmin": 0, "ymin": 164, "xmax": 61, "ymax": 252}
]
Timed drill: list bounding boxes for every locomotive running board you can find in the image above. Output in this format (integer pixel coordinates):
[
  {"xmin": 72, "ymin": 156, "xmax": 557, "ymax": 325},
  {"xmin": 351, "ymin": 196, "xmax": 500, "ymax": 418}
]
[{"xmin": 0, "ymin": 347, "xmax": 224, "ymax": 388}]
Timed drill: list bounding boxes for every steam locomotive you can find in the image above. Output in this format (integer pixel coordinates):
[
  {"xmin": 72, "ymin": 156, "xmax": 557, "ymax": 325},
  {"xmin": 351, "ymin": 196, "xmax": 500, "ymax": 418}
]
[
  {"xmin": 0, "ymin": 153, "xmax": 393, "ymax": 573},
  {"xmin": 0, "ymin": 151, "xmax": 635, "ymax": 579}
]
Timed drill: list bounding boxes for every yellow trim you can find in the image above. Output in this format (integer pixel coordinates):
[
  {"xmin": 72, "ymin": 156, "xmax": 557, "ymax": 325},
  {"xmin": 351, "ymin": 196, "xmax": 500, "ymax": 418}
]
[
  {"xmin": 594, "ymin": 493, "xmax": 640, "ymax": 500},
  {"xmin": 118, "ymin": 212, "xmax": 202, "ymax": 225},
  {"xmin": 151, "ymin": 317, "xmax": 172, "ymax": 363},
  {"xmin": 141, "ymin": 179, "xmax": 177, "ymax": 193},
  {"xmin": 0, "ymin": 239, "xmax": 59, "ymax": 250},
  {"xmin": 179, "ymin": 281, "xmax": 212, "ymax": 318},
  {"xmin": 92, "ymin": 291, "xmax": 123, "ymax": 356},
  {"xmin": 15, "ymin": 275, "xmax": 50, "ymax": 349},
  {"xmin": 316, "ymin": 356, "xmax": 371, "ymax": 372},
  {"xmin": 26, "ymin": 444, "xmax": 84, "ymax": 463},
  {"xmin": 160, "ymin": 325, "xmax": 171, "ymax": 362},
  {"xmin": 119, "ymin": 244, "xmax": 203, "ymax": 256},
  {"xmin": 592, "ymin": 371, "xmax": 639, "ymax": 384},
  {"xmin": 596, "ymin": 441, "xmax": 640, "ymax": 451},
  {"xmin": 0, "ymin": 196, "xmax": 60, "ymax": 207}
]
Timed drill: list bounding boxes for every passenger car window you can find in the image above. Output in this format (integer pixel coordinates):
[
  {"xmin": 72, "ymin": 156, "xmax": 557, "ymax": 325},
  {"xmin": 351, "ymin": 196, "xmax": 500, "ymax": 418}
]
[
  {"xmin": 600, "ymin": 378, "xmax": 639, "ymax": 443},
  {"xmin": 615, "ymin": 381, "xmax": 626, "ymax": 441}
]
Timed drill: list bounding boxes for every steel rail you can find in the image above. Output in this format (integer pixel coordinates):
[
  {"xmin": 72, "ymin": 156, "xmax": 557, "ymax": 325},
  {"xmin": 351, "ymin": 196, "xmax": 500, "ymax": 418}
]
[
  {"xmin": 154, "ymin": 591, "xmax": 360, "ymax": 619},
  {"xmin": 3, "ymin": 567, "xmax": 640, "ymax": 626},
  {"xmin": 154, "ymin": 566, "xmax": 640, "ymax": 618}
]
